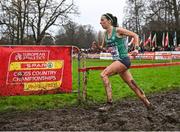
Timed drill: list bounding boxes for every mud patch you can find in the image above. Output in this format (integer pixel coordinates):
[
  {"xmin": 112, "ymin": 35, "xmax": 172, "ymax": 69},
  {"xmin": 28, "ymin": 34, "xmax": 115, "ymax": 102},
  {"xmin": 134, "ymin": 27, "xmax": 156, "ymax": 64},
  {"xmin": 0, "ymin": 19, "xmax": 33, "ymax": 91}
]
[{"xmin": 0, "ymin": 90, "xmax": 179, "ymax": 131}]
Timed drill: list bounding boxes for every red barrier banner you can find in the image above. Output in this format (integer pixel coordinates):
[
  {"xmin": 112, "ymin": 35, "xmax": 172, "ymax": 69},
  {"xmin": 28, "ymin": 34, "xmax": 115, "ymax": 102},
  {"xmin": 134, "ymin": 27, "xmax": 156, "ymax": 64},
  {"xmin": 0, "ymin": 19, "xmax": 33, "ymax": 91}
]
[
  {"xmin": 155, "ymin": 51, "xmax": 180, "ymax": 60},
  {"xmin": 0, "ymin": 46, "xmax": 72, "ymax": 96},
  {"xmin": 134, "ymin": 52, "xmax": 155, "ymax": 60}
]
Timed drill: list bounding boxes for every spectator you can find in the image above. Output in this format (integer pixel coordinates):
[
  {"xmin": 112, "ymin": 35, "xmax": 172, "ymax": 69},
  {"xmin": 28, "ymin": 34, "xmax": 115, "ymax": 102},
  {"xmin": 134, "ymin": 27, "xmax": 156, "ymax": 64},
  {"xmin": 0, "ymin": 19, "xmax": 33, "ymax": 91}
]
[{"xmin": 89, "ymin": 41, "xmax": 100, "ymax": 53}]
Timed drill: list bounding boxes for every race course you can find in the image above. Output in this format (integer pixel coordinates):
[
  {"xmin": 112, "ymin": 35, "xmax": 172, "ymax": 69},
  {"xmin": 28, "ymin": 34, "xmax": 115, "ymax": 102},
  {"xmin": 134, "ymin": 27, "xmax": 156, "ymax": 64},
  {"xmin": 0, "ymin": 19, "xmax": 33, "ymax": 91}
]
[{"xmin": 0, "ymin": 89, "xmax": 179, "ymax": 131}]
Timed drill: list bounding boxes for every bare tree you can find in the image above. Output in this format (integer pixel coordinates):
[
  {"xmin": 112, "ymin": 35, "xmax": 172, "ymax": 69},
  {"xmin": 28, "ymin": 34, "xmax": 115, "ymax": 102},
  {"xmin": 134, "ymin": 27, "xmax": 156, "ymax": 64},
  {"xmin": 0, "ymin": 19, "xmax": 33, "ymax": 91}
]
[
  {"xmin": 56, "ymin": 21, "xmax": 96, "ymax": 48},
  {"xmin": 123, "ymin": 0, "xmax": 146, "ymax": 34},
  {"xmin": 144, "ymin": 0, "xmax": 179, "ymax": 31},
  {"xmin": 0, "ymin": 0, "xmax": 30, "ymax": 44},
  {"xmin": 168, "ymin": 0, "xmax": 179, "ymax": 30},
  {"xmin": 0, "ymin": 0, "xmax": 78, "ymax": 45},
  {"xmin": 123, "ymin": 0, "xmax": 180, "ymax": 45},
  {"xmin": 28, "ymin": 0, "xmax": 78, "ymax": 44}
]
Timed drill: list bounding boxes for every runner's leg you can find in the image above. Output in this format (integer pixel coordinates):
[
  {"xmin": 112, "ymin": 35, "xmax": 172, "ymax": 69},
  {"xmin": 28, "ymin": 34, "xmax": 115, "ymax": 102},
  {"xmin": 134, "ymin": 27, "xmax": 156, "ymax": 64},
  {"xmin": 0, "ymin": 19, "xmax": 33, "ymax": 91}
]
[
  {"xmin": 100, "ymin": 61, "xmax": 127, "ymax": 103},
  {"xmin": 119, "ymin": 70, "xmax": 151, "ymax": 107}
]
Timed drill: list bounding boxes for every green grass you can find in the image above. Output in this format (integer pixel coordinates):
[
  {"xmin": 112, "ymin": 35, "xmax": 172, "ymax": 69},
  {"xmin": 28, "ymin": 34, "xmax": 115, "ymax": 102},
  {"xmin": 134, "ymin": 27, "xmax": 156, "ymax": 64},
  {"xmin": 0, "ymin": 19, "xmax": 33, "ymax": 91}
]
[{"xmin": 0, "ymin": 59, "xmax": 180, "ymax": 112}]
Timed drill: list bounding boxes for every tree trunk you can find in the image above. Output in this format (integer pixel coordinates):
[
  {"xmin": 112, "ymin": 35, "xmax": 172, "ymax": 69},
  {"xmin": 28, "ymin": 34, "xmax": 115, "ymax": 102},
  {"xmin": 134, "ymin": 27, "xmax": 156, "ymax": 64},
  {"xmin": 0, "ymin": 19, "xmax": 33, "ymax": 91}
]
[{"xmin": 172, "ymin": 0, "xmax": 179, "ymax": 30}]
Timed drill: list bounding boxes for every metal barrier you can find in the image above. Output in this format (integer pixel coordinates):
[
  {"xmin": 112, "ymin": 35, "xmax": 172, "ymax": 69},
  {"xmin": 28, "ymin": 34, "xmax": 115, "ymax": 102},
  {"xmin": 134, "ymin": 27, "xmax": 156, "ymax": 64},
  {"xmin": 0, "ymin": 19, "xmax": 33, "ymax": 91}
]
[{"xmin": 78, "ymin": 58, "xmax": 180, "ymax": 100}]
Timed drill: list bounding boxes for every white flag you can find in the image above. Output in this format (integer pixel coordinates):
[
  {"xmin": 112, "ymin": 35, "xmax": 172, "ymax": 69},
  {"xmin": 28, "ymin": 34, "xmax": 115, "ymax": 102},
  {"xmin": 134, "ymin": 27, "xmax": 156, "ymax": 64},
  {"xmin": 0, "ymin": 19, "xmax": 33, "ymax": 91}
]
[
  {"xmin": 162, "ymin": 32, "xmax": 165, "ymax": 47},
  {"xmin": 173, "ymin": 31, "xmax": 177, "ymax": 46},
  {"xmin": 152, "ymin": 33, "xmax": 157, "ymax": 47}
]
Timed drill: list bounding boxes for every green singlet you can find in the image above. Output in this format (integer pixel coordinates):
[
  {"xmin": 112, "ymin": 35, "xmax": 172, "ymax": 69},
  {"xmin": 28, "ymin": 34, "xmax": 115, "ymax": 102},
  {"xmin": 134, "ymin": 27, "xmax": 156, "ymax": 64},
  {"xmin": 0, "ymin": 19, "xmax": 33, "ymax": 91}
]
[{"xmin": 105, "ymin": 27, "xmax": 128, "ymax": 60}]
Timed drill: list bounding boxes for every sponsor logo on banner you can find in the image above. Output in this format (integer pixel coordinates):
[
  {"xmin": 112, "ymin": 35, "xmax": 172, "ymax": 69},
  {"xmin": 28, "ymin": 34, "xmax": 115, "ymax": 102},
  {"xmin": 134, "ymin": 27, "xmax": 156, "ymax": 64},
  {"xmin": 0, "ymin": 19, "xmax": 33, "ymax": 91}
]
[
  {"xmin": 155, "ymin": 51, "xmax": 180, "ymax": 60},
  {"xmin": 135, "ymin": 52, "xmax": 155, "ymax": 60},
  {"xmin": 100, "ymin": 53, "xmax": 113, "ymax": 60},
  {"xmin": 0, "ymin": 46, "xmax": 72, "ymax": 96},
  {"xmin": 6, "ymin": 50, "xmax": 64, "ymax": 91}
]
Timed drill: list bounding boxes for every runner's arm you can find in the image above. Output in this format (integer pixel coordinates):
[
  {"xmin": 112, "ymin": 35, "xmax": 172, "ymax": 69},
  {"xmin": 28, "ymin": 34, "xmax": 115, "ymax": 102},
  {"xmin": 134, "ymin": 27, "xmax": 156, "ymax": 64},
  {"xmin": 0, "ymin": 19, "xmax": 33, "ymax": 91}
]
[
  {"xmin": 116, "ymin": 27, "xmax": 139, "ymax": 48},
  {"xmin": 98, "ymin": 32, "xmax": 106, "ymax": 51}
]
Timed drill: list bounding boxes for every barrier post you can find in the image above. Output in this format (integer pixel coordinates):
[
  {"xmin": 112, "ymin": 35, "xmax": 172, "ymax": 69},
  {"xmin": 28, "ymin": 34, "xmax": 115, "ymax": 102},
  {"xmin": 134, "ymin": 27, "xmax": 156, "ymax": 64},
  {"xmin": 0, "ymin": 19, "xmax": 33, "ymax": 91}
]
[
  {"xmin": 170, "ymin": 53, "xmax": 173, "ymax": 63},
  {"xmin": 82, "ymin": 53, "xmax": 87, "ymax": 101},
  {"xmin": 77, "ymin": 52, "xmax": 81, "ymax": 103},
  {"xmin": 153, "ymin": 52, "xmax": 155, "ymax": 60}
]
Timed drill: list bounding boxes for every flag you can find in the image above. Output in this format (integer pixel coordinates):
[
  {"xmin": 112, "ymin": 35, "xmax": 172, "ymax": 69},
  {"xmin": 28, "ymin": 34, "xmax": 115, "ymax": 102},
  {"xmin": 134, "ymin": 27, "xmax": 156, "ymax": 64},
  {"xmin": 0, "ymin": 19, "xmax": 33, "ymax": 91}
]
[
  {"xmin": 162, "ymin": 32, "xmax": 165, "ymax": 47},
  {"xmin": 143, "ymin": 34, "xmax": 146, "ymax": 46},
  {"xmin": 139, "ymin": 34, "xmax": 144, "ymax": 46},
  {"xmin": 152, "ymin": 33, "xmax": 157, "ymax": 48},
  {"xmin": 173, "ymin": 31, "xmax": 177, "ymax": 46},
  {"xmin": 165, "ymin": 32, "xmax": 169, "ymax": 48},
  {"xmin": 144, "ymin": 33, "xmax": 151, "ymax": 46}
]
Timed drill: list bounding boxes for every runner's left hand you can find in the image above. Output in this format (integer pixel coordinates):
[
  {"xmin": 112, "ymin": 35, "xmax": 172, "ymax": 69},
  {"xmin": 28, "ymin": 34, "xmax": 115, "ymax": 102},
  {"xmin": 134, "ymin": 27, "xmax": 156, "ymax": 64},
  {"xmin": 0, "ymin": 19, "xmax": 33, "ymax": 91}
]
[{"xmin": 131, "ymin": 49, "xmax": 138, "ymax": 56}]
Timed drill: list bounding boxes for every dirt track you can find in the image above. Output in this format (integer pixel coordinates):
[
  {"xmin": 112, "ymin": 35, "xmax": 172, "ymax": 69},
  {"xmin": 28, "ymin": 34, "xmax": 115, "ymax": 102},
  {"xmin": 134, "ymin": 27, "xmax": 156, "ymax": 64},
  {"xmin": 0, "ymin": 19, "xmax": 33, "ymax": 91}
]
[{"xmin": 0, "ymin": 89, "xmax": 179, "ymax": 131}]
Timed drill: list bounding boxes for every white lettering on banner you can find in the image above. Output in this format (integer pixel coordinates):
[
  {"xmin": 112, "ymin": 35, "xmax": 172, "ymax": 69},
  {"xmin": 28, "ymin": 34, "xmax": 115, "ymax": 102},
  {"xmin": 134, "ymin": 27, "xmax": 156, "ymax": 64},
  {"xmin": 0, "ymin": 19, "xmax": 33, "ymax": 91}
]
[
  {"xmin": 31, "ymin": 71, "xmax": 57, "ymax": 76},
  {"xmin": 13, "ymin": 71, "xmax": 31, "ymax": 76},
  {"xmin": 155, "ymin": 51, "xmax": 180, "ymax": 60},
  {"xmin": 15, "ymin": 52, "xmax": 46, "ymax": 61},
  {"xmin": 12, "ymin": 50, "xmax": 50, "ymax": 61},
  {"xmin": 6, "ymin": 50, "xmax": 64, "ymax": 85},
  {"xmin": 13, "ymin": 76, "xmax": 56, "ymax": 82},
  {"xmin": 135, "ymin": 52, "xmax": 155, "ymax": 60},
  {"xmin": 25, "ymin": 63, "xmax": 48, "ymax": 68},
  {"xmin": 13, "ymin": 71, "xmax": 57, "ymax": 77},
  {"xmin": 100, "ymin": 53, "xmax": 113, "ymax": 60}
]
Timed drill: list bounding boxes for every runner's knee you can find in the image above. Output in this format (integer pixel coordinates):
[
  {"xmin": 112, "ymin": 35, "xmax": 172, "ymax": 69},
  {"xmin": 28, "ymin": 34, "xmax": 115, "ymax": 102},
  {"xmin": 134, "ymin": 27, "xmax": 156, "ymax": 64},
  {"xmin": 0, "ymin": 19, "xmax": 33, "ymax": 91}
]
[{"xmin": 123, "ymin": 79, "xmax": 131, "ymax": 84}]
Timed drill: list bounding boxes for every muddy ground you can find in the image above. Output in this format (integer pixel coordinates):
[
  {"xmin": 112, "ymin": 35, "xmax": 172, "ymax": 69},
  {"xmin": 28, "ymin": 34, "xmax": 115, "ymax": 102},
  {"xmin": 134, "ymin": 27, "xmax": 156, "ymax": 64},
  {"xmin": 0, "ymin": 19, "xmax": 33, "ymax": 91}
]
[{"xmin": 0, "ymin": 89, "xmax": 179, "ymax": 131}]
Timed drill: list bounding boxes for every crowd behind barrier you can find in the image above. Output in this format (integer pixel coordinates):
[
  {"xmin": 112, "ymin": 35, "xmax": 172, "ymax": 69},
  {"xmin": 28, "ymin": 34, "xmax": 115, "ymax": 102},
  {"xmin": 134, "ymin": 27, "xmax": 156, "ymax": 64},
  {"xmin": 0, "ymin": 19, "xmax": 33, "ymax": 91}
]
[
  {"xmin": 74, "ymin": 40, "xmax": 180, "ymax": 60},
  {"xmin": 87, "ymin": 40, "xmax": 180, "ymax": 53}
]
